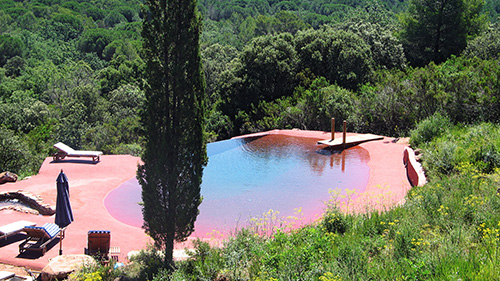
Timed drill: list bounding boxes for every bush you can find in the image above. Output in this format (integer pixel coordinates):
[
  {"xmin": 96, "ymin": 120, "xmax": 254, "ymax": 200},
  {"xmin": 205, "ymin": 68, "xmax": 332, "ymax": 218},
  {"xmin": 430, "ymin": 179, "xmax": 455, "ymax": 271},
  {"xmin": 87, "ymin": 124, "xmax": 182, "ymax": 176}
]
[
  {"xmin": 0, "ymin": 34, "xmax": 24, "ymax": 66},
  {"xmin": 322, "ymin": 209, "xmax": 348, "ymax": 234},
  {"xmin": 125, "ymin": 246, "xmax": 165, "ymax": 280},
  {"xmin": 421, "ymin": 123, "xmax": 500, "ymax": 177},
  {"xmin": 410, "ymin": 113, "xmax": 451, "ymax": 147},
  {"xmin": 0, "ymin": 128, "xmax": 42, "ymax": 177}
]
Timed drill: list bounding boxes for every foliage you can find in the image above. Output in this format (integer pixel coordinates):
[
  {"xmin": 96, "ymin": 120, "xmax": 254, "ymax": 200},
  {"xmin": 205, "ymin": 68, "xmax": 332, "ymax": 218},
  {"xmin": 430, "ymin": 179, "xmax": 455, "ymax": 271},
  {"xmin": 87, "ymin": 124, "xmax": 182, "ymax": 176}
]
[
  {"xmin": 222, "ymin": 32, "xmax": 297, "ymax": 115},
  {"xmin": 409, "ymin": 113, "xmax": 451, "ymax": 148},
  {"xmin": 138, "ymin": 0, "xmax": 207, "ymax": 269},
  {"xmin": 463, "ymin": 23, "xmax": 500, "ymax": 60},
  {"xmin": 399, "ymin": 0, "xmax": 486, "ymax": 66},
  {"xmin": 295, "ymin": 26, "xmax": 374, "ymax": 90},
  {"xmin": 68, "ymin": 259, "xmax": 122, "ymax": 281},
  {"xmin": 123, "ymin": 246, "xmax": 165, "ymax": 281},
  {"xmin": 277, "ymin": 77, "xmax": 357, "ymax": 132},
  {"xmin": 0, "ymin": 34, "xmax": 23, "ymax": 66},
  {"xmin": 336, "ymin": 20, "xmax": 406, "ymax": 70},
  {"xmin": 420, "ymin": 123, "xmax": 500, "ymax": 177},
  {"xmin": 0, "ymin": 128, "xmax": 42, "ymax": 176}
]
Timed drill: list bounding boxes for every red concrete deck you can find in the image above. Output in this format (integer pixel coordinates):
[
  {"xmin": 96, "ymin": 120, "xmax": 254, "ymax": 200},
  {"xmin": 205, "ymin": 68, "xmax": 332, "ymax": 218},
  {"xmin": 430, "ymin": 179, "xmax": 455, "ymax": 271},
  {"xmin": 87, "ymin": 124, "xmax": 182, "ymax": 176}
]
[
  {"xmin": 0, "ymin": 155, "xmax": 150, "ymax": 270},
  {"xmin": 0, "ymin": 129, "xmax": 412, "ymax": 270}
]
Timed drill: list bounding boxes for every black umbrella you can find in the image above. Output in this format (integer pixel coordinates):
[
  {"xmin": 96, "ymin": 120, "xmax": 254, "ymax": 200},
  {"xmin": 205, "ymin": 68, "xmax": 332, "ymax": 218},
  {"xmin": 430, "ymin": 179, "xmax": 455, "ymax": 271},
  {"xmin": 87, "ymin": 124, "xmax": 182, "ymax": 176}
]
[{"xmin": 55, "ymin": 169, "xmax": 73, "ymax": 255}]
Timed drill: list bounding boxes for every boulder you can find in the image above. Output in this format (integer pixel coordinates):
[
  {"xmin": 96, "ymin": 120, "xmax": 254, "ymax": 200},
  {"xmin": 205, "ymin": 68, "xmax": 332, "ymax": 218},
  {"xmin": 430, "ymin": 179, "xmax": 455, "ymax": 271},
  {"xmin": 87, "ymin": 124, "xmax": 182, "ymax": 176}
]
[
  {"xmin": 0, "ymin": 171, "xmax": 18, "ymax": 184},
  {"xmin": 41, "ymin": 255, "xmax": 97, "ymax": 281}
]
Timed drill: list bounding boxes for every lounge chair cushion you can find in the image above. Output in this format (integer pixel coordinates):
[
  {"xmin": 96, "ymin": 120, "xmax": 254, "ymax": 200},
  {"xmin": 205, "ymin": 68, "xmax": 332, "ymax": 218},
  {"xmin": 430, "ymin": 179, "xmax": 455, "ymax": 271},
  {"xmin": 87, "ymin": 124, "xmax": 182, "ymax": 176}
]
[
  {"xmin": 0, "ymin": 221, "xmax": 36, "ymax": 238},
  {"xmin": 54, "ymin": 142, "xmax": 103, "ymax": 157},
  {"xmin": 54, "ymin": 142, "xmax": 76, "ymax": 154},
  {"xmin": 24, "ymin": 223, "xmax": 60, "ymax": 239},
  {"xmin": 88, "ymin": 230, "xmax": 110, "ymax": 235},
  {"xmin": 0, "ymin": 271, "xmax": 15, "ymax": 280}
]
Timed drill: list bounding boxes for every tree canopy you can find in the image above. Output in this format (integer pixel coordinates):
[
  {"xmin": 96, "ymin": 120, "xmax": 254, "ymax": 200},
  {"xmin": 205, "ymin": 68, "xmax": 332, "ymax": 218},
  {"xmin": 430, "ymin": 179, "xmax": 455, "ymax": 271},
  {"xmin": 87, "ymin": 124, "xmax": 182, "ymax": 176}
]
[{"xmin": 399, "ymin": 0, "xmax": 486, "ymax": 66}]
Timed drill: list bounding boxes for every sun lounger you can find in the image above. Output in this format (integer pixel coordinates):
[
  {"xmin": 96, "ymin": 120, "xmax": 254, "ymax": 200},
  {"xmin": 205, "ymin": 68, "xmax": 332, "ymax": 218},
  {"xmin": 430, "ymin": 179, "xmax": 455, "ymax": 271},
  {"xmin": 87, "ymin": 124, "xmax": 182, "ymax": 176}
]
[
  {"xmin": 53, "ymin": 142, "xmax": 103, "ymax": 163},
  {"xmin": 86, "ymin": 230, "xmax": 111, "ymax": 263},
  {"xmin": 19, "ymin": 223, "xmax": 62, "ymax": 255},
  {"xmin": 0, "ymin": 271, "xmax": 15, "ymax": 281},
  {"xmin": 0, "ymin": 221, "xmax": 36, "ymax": 240}
]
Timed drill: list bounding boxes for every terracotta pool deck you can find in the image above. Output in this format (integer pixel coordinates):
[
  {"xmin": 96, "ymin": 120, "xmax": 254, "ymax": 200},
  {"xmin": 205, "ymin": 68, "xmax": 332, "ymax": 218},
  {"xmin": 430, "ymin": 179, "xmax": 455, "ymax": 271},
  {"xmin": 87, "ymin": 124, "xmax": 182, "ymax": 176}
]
[{"xmin": 0, "ymin": 129, "xmax": 412, "ymax": 270}]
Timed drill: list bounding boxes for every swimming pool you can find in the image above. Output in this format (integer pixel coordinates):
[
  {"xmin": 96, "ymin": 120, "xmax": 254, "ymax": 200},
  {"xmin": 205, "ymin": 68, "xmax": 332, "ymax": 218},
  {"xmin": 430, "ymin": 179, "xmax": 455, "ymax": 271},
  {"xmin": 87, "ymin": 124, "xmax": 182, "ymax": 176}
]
[{"xmin": 104, "ymin": 134, "xmax": 370, "ymax": 237}]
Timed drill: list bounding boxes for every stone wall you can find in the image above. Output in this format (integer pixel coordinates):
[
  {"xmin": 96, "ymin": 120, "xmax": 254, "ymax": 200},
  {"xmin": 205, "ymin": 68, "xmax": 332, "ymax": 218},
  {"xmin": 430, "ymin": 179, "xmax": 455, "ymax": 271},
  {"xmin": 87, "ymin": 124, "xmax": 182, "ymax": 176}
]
[
  {"xmin": 0, "ymin": 191, "xmax": 55, "ymax": 215},
  {"xmin": 403, "ymin": 147, "xmax": 427, "ymax": 187}
]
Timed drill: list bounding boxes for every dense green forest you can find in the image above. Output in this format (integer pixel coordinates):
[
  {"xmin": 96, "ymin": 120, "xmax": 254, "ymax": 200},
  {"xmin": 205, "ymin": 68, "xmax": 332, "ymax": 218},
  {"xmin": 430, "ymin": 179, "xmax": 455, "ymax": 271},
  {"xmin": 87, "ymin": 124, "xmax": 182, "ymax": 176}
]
[{"xmin": 1, "ymin": 0, "xmax": 500, "ymax": 178}]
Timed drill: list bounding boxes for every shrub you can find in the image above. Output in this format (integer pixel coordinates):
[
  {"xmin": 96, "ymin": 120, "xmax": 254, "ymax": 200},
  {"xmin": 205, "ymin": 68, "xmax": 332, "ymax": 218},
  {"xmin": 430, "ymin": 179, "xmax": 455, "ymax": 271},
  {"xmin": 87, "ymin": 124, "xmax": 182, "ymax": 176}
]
[
  {"xmin": 322, "ymin": 209, "xmax": 348, "ymax": 235},
  {"xmin": 410, "ymin": 113, "xmax": 451, "ymax": 147},
  {"xmin": 125, "ymin": 246, "xmax": 165, "ymax": 280}
]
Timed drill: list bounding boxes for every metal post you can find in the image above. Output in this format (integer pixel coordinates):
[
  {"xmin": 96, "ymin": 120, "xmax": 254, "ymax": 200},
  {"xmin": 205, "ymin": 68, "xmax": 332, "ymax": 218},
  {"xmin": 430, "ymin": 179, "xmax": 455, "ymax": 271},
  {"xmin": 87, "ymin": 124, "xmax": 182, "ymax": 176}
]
[
  {"xmin": 331, "ymin": 118, "xmax": 335, "ymax": 140},
  {"xmin": 59, "ymin": 230, "xmax": 63, "ymax": 255},
  {"xmin": 343, "ymin": 120, "xmax": 347, "ymax": 144}
]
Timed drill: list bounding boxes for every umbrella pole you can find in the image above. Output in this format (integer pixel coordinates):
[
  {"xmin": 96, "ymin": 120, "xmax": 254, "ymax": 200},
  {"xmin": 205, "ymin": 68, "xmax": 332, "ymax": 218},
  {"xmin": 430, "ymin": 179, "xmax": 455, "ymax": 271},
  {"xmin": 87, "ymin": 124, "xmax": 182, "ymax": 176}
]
[{"xmin": 59, "ymin": 229, "xmax": 64, "ymax": 255}]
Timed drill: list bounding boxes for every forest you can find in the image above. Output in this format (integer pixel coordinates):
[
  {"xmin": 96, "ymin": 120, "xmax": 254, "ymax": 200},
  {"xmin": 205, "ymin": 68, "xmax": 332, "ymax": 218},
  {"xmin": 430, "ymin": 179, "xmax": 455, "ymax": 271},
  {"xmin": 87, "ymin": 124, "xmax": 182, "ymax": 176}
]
[{"xmin": 0, "ymin": 0, "xmax": 499, "ymax": 178}]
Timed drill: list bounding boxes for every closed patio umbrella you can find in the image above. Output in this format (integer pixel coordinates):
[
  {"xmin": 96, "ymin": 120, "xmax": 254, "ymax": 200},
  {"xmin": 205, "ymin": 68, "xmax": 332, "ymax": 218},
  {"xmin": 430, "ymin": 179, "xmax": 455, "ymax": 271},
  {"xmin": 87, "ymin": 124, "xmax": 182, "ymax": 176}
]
[{"xmin": 55, "ymin": 169, "xmax": 73, "ymax": 255}]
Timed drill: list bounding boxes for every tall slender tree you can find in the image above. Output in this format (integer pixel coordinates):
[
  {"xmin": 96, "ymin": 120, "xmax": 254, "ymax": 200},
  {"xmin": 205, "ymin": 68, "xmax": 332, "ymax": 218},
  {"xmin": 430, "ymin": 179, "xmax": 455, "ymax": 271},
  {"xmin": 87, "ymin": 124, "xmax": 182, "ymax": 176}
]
[{"xmin": 138, "ymin": 0, "xmax": 207, "ymax": 269}]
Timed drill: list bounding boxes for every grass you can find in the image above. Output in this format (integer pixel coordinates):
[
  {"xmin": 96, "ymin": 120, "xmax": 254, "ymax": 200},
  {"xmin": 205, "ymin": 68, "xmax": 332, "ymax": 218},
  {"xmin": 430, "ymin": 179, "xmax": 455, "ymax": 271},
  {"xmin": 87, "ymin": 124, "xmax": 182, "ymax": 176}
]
[{"xmin": 72, "ymin": 121, "xmax": 500, "ymax": 280}]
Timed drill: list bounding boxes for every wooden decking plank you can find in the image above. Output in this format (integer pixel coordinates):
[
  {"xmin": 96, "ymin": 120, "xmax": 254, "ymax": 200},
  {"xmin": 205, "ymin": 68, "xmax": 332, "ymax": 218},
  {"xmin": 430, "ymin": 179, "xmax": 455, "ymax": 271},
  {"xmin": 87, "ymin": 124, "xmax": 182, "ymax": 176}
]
[{"xmin": 317, "ymin": 133, "xmax": 384, "ymax": 148}]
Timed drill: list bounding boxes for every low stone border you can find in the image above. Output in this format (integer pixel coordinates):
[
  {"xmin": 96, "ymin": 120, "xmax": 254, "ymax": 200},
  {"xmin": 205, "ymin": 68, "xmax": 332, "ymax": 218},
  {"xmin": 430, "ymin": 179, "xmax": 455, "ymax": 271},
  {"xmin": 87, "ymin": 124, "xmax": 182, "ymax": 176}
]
[
  {"xmin": 0, "ymin": 191, "xmax": 55, "ymax": 215},
  {"xmin": 403, "ymin": 147, "xmax": 427, "ymax": 187}
]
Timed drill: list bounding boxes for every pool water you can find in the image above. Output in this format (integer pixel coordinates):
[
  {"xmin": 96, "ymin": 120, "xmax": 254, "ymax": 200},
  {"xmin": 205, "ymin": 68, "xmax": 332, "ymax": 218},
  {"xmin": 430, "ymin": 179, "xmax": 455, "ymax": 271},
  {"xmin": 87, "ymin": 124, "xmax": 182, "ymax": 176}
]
[{"xmin": 104, "ymin": 134, "xmax": 370, "ymax": 237}]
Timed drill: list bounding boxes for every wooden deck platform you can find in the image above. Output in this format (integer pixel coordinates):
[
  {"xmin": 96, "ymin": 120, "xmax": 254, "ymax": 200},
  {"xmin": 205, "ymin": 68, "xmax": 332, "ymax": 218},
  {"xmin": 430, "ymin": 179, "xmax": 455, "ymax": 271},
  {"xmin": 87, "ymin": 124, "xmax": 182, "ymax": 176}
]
[{"xmin": 317, "ymin": 133, "xmax": 384, "ymax": 149}]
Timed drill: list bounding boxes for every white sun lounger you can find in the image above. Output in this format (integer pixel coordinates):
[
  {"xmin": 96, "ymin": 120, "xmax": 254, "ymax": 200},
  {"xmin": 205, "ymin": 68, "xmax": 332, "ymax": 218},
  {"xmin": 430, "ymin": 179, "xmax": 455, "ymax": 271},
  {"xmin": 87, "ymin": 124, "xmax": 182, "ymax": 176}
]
[
  {"xmin": 0, "ymin": 220, "xmax": 36, "ymax": 240},
  {"xmin": 53, "ymin": 142, "xmax": 103, "ymax": 163},
  {"xmin": 0, "ymin": 271, "xmax": 15, "ymax": 281}
]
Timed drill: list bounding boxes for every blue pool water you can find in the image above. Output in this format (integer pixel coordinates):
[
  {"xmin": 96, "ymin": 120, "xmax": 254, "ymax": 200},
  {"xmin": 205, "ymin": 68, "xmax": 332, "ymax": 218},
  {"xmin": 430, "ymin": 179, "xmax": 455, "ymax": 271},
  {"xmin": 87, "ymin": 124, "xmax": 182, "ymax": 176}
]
[{"xmin": 104, "ymin": 134, "xmax": 370, "ymax": 237}]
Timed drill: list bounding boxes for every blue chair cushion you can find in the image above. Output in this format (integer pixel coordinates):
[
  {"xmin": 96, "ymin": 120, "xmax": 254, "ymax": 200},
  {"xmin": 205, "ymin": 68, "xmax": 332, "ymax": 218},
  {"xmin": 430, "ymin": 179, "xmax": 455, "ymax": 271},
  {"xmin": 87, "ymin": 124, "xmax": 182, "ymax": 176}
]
[
  {"xmin": 42, "ymin": 223, "xmax": 60, "ymax": 238},
  {"xmin": 88, "ymin": 230, "xmax": 110, "ymax": 234},
  {"xmin": 24, "ymin": 223, "xmax": 60, "ymax": 239}
]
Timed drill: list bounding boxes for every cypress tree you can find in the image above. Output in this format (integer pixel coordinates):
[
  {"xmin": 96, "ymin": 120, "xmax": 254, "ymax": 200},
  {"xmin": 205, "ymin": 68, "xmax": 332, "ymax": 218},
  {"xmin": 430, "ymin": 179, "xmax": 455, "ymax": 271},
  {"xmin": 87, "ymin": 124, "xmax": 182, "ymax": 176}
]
[{"xmin": 138, "ymin": 0, "xmax": 207, "ymax": 269}]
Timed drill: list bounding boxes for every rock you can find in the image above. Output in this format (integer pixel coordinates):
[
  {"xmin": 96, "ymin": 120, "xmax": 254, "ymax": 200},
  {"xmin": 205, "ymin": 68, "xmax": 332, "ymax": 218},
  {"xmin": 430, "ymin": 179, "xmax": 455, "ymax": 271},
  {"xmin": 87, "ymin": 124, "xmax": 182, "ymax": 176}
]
[
  {"xmin": 0, "ymin": 171, "xmax": 18, "ymax": 184},
  {"xmin": 41, "ymin": 255, "xmax": 97, "ymax": 281},
  {"xmin": 395, "ymin": 137, "xmax": 410, "ymax": 144},
  {"xmin": 403, "ymin": 147, "xmax": 427, "ymax": 187}
]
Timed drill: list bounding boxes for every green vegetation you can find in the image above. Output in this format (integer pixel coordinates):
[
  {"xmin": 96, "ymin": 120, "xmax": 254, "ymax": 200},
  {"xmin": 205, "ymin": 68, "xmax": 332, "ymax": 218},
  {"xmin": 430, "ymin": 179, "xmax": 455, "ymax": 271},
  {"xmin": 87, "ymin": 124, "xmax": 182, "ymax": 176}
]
[
  {"xmin": 2, "ymin": 0, "xmax": 500, "ymax": 277},
  {"xmin": 399, "ymin": 0, "xmax": 486, "ymax": 66},
  {"xmin": 138, "ymin": 0, "xmax": 207, "ymax": 269}
]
